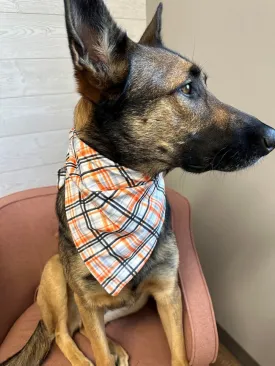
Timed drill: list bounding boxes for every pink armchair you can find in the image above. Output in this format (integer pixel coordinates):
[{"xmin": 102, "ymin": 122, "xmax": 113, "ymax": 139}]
[{"xmin": 0, "ymin": 187, "xmax": 218, "ymax": 365}]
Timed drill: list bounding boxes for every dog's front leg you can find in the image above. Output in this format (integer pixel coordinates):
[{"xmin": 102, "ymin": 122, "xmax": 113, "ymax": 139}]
[
  {"xmin": 74, "ymin": 294, "xmax": 115, "ymax": 366},
  {"xmin": 152, "ymin": 282, "xmax": 189, "ymax": 366}
]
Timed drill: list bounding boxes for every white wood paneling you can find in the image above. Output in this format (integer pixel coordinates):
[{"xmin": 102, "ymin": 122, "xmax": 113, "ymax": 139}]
[
  {"xmin": 0, "ymin": 162, "xmax": 62, "ymax": 197},
  {"xmin": 0, "ymin": 94, "xmax": 79, "ymax": 137},
  {"xmin": 0, "ymin": 0, "xmax": 146, "ymax": 19},
  {"xmin": 0, "ymin": 59, "xmax": 75, "ymax": 98},
  {"xmin": 0, "ymin": 14, "xmax": 145, "ymax": 59},
  {"xmin": 119, "ymin": 19, "xmax": 146, "ymax": 42},
  {"xmin": 106, "ymin": 0, "xmax": 146, "ymax": 19},
  {"xmin": 0, "ymin": 0, "xmax": 64, "ymax": 15},
  {"xmin": 0, "ymin": 13, "xmax": 69, "ymax": 59},
  {"xmin": 0, "ymin": 0, "xmax": 146, "ymax": 196},
  {"xmin": 0, "ymin": 130, "xmax": 68, "ymax": 173}
]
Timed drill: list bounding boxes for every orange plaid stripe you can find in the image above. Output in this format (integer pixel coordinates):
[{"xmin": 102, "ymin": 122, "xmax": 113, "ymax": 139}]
[{"xmin": 58, "ymin": 129, "xmax": 166, "ymax": 296}]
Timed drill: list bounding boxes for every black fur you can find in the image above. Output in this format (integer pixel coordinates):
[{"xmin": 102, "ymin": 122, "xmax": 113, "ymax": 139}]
[
  {"xmin": 64, "ymin": 0, "xmax": 275, "ymax": 178},
  {"xmin": 0, "ymin": 322, "xmax": 54, "ymax": 366},
  {"xmin": 3, "ymin": 1, "xmax": 275, "ymax": 365}
]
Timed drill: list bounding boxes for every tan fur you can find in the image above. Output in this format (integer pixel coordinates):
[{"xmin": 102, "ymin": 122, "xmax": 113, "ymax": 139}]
[
  {"xmin": 79, "ymin": 328, "xmax": 129, "ymax": 366},
  {"xmin": 48, "ymin": 99, "xmax": 188, "ymax": 365},
  {"xmin": 9, "ymin": 3, "xmax": 191, "ymax": 364},
  {"xmin": 37, "ymin": 253, "xmax": 188, "ymax": 366},
  {"xmin": 28, "ymin": 86, "xmax": 189, "ymax": 365},
  {"xmin": 104, "ymin": 293, "xmax": 148, "ymax": 324},
  {"xmin": 3, "ymin": 1, "xmax": 271, "ymax": 365},
  {"xmin": 37, "ymin": 255, "xmax": 92, "ymax": 366},
  {"xmin": 153, "ymin": 282, "xmax": 188, "ymax": 366},
  {"xmin": 75, "ymin": 71, "xmax": 102, "ymax": 104},
  {"xmin": 212, "ymin": 103, "xmax": 232, "ymax": 125},
  {"xmin": 74, "ymin": 97, "xmax": 94, "ymax": 130},
  {"xmin": 75, "ymin": 293, "xmax": 115, "ymax": 366},
  {"xmin": 37, "ymin": 253, "xmax": 150, "ymax": 365}
]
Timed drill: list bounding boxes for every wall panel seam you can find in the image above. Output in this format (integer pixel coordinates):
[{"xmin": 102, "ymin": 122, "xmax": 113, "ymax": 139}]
[
  {"xmin": 0, "ymin": 92, "xmax": 77, "ymax": 101},
  {"xmin": 0, "ymin": 11, "xmax": 146, "ymax": 20},
  {"xmin": 0, "ymin": 161, "xmax": 64, "ymax": 175}
]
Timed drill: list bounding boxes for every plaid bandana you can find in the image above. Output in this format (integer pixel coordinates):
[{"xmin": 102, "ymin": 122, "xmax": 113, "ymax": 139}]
[{"xmin": 58, "ymin": 129, "xmax": 166, "ymax": 296}]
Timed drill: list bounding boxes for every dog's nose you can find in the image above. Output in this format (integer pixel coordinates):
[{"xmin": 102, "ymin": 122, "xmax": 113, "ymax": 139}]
[{"xmin": 262, "ymin": 124, "xmax": 275, "ymax": 154}]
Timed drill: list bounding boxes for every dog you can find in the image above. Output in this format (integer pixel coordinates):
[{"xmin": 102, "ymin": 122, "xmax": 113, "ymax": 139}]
[{"xmin": 2, "ymin": 1, "xmax": 275, "ymax": 365}]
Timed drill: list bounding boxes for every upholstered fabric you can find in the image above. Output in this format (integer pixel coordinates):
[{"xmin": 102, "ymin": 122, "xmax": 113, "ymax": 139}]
[{"xmin": 0, "ymin": 187, "xmax": 218, "ymax": 365}]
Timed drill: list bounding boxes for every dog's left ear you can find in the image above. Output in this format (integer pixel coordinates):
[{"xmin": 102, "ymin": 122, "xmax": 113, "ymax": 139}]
[
  {"xmin": 139, "ymin": 3, "xmax": 163, "ymax": 47},
  {"xmin": 64, "ymin": 0, "xmax": 133, "ymax": 101}
]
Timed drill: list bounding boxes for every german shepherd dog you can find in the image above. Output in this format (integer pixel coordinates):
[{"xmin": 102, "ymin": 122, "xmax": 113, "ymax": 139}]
[{"xmin": 2, "ymin": 1, "xmax": 275, "ymax": 365}]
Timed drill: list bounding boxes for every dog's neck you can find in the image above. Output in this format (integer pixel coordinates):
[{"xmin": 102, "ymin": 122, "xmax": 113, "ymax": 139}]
[
  {"xmin": 73, "ymin": 97, "xmax": 165, "ymax": 178},
  {"xmin": 74, "ymin": 97, "xmax": 119, "ymax": 163},
  {"xmin": 74, "ymin": 97, "xmax": 93, "ymax": 132}
]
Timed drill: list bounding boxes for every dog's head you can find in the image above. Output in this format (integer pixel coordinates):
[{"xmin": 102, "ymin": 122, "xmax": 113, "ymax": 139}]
[{"xmin": 64, "ymin": 0, "xmax": 275, "ymax": 175}]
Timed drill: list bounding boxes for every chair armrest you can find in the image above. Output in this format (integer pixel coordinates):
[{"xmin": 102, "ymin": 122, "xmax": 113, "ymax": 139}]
[
  {"xmin": 0, "ymin": 187, "xmax": 58, "ymax": 344},
  {"xmin": 167, "ymin": 189, "xmax": 219, "ymax": 366}
]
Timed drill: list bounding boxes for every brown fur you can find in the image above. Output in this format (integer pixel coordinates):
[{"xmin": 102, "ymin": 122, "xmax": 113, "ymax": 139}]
[
  {"xmin": 0, "ymin": 321, "xmax": 54, "ymax": 366},
  {"xmin": 53, "ymin": 175, "xmax": 185, "ymax": 366},
  {"xmin": 74, "ymin": 98, "xmax": 94, "ymax": 130},
  {"xmin": 3, "ymin": 1, "xmax": 275, "ymax": 365}
]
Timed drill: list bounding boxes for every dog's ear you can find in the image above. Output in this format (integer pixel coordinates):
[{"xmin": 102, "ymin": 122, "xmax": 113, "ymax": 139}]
[
  {"xmin": 139, "ymin": 3, "xmax": 163, "ymax": 47},
  {"xmin": 64, "ymin": 0, "xmax": 132, "ymax": 100}
]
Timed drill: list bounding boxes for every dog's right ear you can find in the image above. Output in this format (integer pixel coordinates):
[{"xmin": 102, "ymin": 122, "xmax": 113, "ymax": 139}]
[
  {"xmin": 64, "ymin": 0, "xmax": 132, "ymax": 100},
  {"xmin": 139, "ymin": 3, "xmax": 163, "ymax": 47}
]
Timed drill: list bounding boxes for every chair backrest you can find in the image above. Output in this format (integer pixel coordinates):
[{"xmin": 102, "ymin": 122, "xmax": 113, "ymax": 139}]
[
  {"xmin": 0, "ymin": 187, "xmax": 58, "ymax": 343},
  {"xmin": 0, "ymin": 186, "xmax": 218, "ymax": 365}
]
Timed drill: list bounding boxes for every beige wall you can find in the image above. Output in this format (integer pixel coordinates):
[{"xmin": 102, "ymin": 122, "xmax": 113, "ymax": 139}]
[
  {"xmin": 147, "ymin": 1, "xmax": 275, "ymax": 365},
  {"xmin": 0, "ymin": 0, "xmax": 145, "ymax": 196}
]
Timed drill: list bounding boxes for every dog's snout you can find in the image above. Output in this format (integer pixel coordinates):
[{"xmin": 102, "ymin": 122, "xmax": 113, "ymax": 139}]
[
  {"xmin": 262, "ymin": 125, "xmax": 275, "ymax": 153},
  {"xmin": 242, "ymin": 116, "xmax": 275, "ymax": 158}
]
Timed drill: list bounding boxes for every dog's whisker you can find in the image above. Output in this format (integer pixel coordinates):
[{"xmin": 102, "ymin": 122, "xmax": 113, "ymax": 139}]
[
  {"xmin": 213, "ymin": 148, "xmax": 232, "ymax": 169},
  {"xmin": 211, "ymin": 145, "xmax": 229, "ymax": 169}
]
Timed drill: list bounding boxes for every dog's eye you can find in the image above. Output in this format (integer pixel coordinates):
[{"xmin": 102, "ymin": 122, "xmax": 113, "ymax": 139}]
[{"xmin": 181, "ymin": 83, "xmax": 192, "ymax": 95}]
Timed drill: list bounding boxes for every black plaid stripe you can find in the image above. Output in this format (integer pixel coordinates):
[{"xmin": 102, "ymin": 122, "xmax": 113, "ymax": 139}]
[
  {"xmin": 80, "ymin": 184, "xmax": 157, "ymax": 256},
  {"xmin": 59, "ymin": 129, "xmax": 166, "ymax": 295}
]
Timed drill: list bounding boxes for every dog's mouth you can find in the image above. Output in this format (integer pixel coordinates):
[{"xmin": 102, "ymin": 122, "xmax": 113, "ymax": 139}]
[
  {"xmin": 180, "ymin": 119, "xmax": 275, "ymax": 174},
  {"xmin": 183, "ymin": 153, "xmax": 265, "ymax": 174},
  {"xmin": 184, "ymin": 164, "xmax": 210, "ymax": 173},
  {"xmin": 183, "ymin": 153, "xmax": 262, "ymax": 174},
  {"xmin": 182, "ymin": 151, "xmax": 262, "ymax": 174}
]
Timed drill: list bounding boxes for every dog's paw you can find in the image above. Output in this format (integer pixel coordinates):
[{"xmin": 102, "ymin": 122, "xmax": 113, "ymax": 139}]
[
  {"xmin": 172, "ymin": 360, "xmax": 189, "ymax": 366},
  {"xmin": 108, "ymin": 339, "xmax": 129, "ymax": 366},
  {"xmin": 72, "ymin": 356, "xmax": 94, "ymax": 366},
  {"xmin": 71, "ymin": 358, "xmax": 94, "ymax": 366},
  {"xmin": 84, "ymin": 361, "xmax": 94, "ymax": 366}
]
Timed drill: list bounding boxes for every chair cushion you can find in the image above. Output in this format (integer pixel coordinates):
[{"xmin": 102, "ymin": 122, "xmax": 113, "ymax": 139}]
[
  {"xmin": 0, "ymin": 301, "xmax": 171, "ymax": 366},
  {"xmin": 0, "ymin": 187, "xmax": 58, "ymax": 344},
  {"xmin": 0, "ymin": 187, "xmax": 218, "ymax": 365}
]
